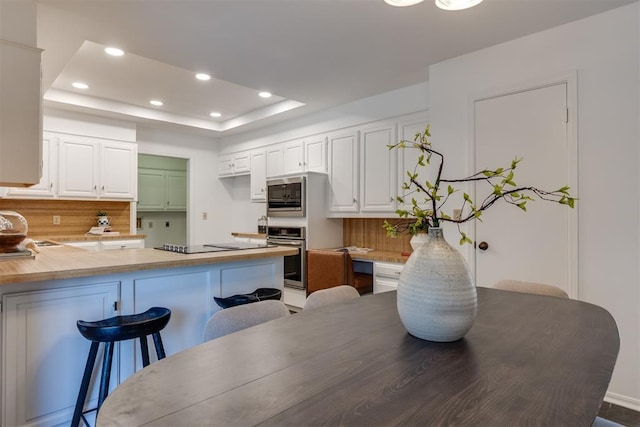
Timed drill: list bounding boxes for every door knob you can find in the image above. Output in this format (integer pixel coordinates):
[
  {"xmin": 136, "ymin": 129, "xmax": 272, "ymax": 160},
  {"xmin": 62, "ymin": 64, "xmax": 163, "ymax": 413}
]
[{"xmin": 478, "ymin": 241, "xmax": 489, "ymax": 251}]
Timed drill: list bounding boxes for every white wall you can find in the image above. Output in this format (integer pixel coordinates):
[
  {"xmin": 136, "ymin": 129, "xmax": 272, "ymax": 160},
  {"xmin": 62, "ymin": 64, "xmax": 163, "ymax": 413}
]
[
  {"xmin": 428, "ymin": 3, "xmax": 639, "ymax": 408},
  {"xmin": 135, "ymin": 125, "xmax": 230, "ymax": 244}
]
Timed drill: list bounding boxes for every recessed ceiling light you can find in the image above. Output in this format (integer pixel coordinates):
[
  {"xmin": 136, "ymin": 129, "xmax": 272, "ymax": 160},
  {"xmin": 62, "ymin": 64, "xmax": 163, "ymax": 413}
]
[
  {"xmin": 196, "ymin": 73, "xmax": 211, "ymax": 81},
  {"xmin": 435, "ymin": 0, "xmax": 483, "ymax": 10},
  {"xmin": 104, "ymin": 47, "xmax": 125, "ymax": 57},
  {"xmin": 72, "ymin": 82, "xmax": 89, "ymax": 89},
  {"xmin": 210, "ymin": 112, "xmax": 222, "ymax": 118},
  {"xmin": 384, "ymin": 0, "xmax": 424, "ymax": 6},
  {"xmin": 149, "ymin": 100, "xmax": 164, "ymax": 106},
  {"xmin": 259, "ymin": 91, "xmax": 272, "ymax": 98}
]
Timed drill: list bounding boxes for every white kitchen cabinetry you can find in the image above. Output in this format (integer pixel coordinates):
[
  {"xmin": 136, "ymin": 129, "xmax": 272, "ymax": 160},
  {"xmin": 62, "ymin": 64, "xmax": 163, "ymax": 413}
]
[
  {"xmin": 327, "ymin": 130, "xmax": 360, "ymax": 214},
  {"xmin": 218, "ymin": 152, "xmax": 250, "ymax": 177},
  {"xmin": 359, "ymin": 121, "xmax": 397, "ymax": 213},
  {"xmin": 3, "ymin": 282, "xmax": 118, "ymax": 427},
  {"xmin": 138, "ymin": 169, "xmax": 187, "ymax": 211},
  {"xmin": 397, "ymin": 115, "xmax": 431, "ymax": 210},
  {"xmin": 5, "ymin": 135, "xmax": 57, "ymax": 198},
  {"xmin": 100, "ymin": 239, "xmax": 145, "ymax": 250},
  {"xmin": 0, "ymin": 39, "xmax": 43, "ymax": 187},
  {"xmin": 57, "ymin": 136, "xmax": 137, "ymax": 200},
  {"xmin": 374, "ymin": 262, "xmax": 403, "ymax": 294},
  {"xmin": 266, "ymin": 145, "xmax": 284, "ymax": 177},
  {"xmin": 270, "ymin": 137, "xmax": 327, "ymax": 177},
  {"xmin": 65, "ymin": 239, "xmax": 144, "ymax": 251},
  {"xmin": 250, "ymin": 150, "xmax": 267, "ymax": 202}
]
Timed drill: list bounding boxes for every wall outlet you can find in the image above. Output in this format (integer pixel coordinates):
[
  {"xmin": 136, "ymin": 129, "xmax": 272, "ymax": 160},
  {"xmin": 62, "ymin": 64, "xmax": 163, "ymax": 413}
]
[
  {"xmin": 148, "ymin": 221, "xmax": 153, "ymax": 229},
  {"xmin": 165, "ymin": 221, "xmax": 170, "ymax": 228},
  {"xmin": 453, "ymin": 209, "xmax": 462, "ymax": 221},
  {"xmin": 53, "ymin": 215, "xmax": 60, "ymax": 225}
]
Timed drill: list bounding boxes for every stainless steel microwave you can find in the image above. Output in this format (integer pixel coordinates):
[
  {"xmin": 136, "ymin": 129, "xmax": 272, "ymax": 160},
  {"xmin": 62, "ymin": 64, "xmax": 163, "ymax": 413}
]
[{"xmin": 266, "ymin": 176, "xmax": 306, "ymax": 217}]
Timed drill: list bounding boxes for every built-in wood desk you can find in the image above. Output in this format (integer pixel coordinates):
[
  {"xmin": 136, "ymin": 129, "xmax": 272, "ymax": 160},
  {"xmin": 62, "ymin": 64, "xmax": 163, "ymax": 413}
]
[{"xmin": 98, "ymin": 287, "xmax": 619, "ymax": 426}]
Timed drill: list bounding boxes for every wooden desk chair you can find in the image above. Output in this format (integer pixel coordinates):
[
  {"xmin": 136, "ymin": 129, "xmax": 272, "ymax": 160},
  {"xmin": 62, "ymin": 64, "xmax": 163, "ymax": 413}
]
[
  {"xmin": 306, "ymin": 249, "xmax": 373, "ymax": 297},
  {"xmin": 203, "ymin": 299, "xmax": 290, "ymax": 342},
  {"xmin": 491, "ymin": 279, "xmax": 569, "ymax": 298}
]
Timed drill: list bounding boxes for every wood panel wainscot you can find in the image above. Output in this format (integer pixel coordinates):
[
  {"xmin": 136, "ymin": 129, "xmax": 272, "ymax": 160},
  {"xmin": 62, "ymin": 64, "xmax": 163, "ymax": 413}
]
[
  {"xmin": 0, "ymin": 199, "xmax": 131, "ymax": 237},
  {"xmin": 343, "ymin": 218, "xmax": 413, "ymax": 254}
]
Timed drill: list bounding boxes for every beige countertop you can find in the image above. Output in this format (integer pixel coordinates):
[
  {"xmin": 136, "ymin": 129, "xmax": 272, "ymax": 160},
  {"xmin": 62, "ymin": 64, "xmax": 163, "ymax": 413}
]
[
  {"xmin": 347, "ymin": 250, "xmax": 410, "ymax": 264},
  {"xmin": 0, "ymin": 245, "xmax": 298, "ymax": 285}
]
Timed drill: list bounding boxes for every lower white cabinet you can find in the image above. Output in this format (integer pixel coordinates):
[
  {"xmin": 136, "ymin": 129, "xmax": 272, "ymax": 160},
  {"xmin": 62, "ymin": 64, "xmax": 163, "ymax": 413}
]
[
  {"xmin": 3, "ymin": 282, "xmax": 119, "ymax": 427},
  {"xmin": 374, "ymin": 261, "xmax": 404, "ymax": 294},
  {"xmin": 0, "ymin": 257, "xmax": 285, "ymax": 427},
  {"xmin": 66, "ymin": 239, "xmax": 144, "ymax": 251}
]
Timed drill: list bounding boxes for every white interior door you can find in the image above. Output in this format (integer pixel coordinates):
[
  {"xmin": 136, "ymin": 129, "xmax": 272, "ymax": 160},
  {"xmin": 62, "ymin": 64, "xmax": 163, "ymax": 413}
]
[{"xmin": 474, "ymin": 82, "xmax": 576, "ymax": 296}]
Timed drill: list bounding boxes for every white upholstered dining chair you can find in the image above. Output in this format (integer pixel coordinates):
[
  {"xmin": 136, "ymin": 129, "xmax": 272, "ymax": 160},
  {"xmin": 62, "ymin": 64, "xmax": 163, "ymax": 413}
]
[
  {"xmin": 304, "ymin": 285, "xmax": 360, "ymax": 310},
  {"xmin": 491, "ymin": 279, "xmax": 569, "ymax": 298},
  {"xmin": 203, "ymin": 299, "xmax": 290, "ymax": 342}
]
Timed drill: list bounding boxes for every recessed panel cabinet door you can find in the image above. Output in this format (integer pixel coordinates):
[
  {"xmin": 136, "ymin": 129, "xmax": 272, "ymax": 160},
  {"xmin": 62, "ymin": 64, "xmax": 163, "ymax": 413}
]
[
  {"xmin": 360, "ymin": 122, "xmax": 396, "ymax": 213},
  {"xmin": 3, "ymin": 282, "xmax": 118, "ymax": 426},
  {"xmin": 57, "ymin": 138, "xmax": 99, "ymax": 198},
  {"xmin": 328, "ymin": 130, "xmax": 359, "ymax": 214},
  {"xmin": 101, "ymin": 141, "xmax": 137, "ymax": 199}
]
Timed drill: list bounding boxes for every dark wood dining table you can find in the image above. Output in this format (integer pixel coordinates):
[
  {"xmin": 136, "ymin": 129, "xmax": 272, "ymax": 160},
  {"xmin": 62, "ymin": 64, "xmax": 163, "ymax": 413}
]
[{"xmin": 97, "ymin": 287, "xmax": 619, "ymax": 426}]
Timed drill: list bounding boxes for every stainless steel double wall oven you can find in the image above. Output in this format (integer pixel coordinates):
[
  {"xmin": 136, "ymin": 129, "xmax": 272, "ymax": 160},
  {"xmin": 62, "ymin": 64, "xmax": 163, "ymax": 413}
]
[{"xmin": 266, "ymin": 226, "xmax": 306, "ymax": 290}]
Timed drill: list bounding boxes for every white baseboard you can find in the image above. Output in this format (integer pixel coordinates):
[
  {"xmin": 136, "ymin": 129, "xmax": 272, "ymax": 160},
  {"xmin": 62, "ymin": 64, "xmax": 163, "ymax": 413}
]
[{"xmin": 605, "ymin": 391, "xmax": 640, "ymax": 412}]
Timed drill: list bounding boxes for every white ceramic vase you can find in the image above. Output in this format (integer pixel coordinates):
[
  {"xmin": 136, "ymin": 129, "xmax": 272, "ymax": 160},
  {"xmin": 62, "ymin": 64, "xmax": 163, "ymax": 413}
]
[
  {"xmin": 410, "ymin": 233, "xmax": 429, "ymax": 250},
  {"xmin": 397, "ymin": 227, "xmax": 477, "ymax": 342}
]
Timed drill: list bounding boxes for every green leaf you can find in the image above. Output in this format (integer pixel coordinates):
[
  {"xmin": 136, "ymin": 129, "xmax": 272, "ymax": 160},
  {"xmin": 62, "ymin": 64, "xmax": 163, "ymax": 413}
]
[
  {"xmin": 517, "ymin": 202, "xmax": 527, "ymax": 211},
  {"xmin": 448, "ymin": 185, "xmax": 455, "ymax": 195},
  {"xmin": 459, "ymin": 232, "xmax": 473, "ymax": 246},
  {"xmin": 463, "ymin": 193, "xmax": 471, "ymax": 201},
  {"xmin": 493, "ymin": 185, "xmax": 503, "ymax": 196}
]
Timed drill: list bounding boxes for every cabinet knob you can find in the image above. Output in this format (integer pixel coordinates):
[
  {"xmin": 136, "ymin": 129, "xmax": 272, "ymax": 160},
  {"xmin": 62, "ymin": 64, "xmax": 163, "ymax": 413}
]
[
  {"xmin": 353, "ymin": 198, "xmax": 357, "ymax": 203},
  {"xmin": 102, "ymin": 185, "xmax": 105, "ymax": 190},
  {"xmin": 298, "ymin": 162, "xmax": 302, "ymax": 166},
  {"xmin": 50, "ymin": 182, "xmax": 53, "ymax": 188},
  {"xmin": 478, "ymin": 241, "xmax": 489, "ymax": 251},
  {"xmin": 94, "ymin": 185, "xmax": 97, "ymax": 190}
]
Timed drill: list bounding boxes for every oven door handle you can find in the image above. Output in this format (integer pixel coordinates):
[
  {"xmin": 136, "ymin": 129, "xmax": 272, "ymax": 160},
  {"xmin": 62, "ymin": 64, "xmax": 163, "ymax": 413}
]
[{"xmin": 269, "ymin": 241, "xmax": 303, "ymax": 246}]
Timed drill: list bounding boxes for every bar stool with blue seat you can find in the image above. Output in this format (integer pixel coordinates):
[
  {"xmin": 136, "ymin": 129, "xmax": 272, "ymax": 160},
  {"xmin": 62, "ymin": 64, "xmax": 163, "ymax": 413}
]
[{"xmin": 71, "ymin": 306, "xmax": 171, "ymax": 427}]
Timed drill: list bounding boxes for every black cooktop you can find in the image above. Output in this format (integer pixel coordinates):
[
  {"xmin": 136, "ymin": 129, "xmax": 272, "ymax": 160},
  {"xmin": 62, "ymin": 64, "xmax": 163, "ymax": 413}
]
[{"xmin": 155, "ymin": 242, "xmax": 272, "ymax": 254}]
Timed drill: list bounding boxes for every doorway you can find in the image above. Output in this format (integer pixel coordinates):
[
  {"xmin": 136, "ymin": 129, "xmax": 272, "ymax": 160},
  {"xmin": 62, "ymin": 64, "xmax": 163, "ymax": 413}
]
[
  {"xmin": 137, "ymin": 154, "xmax": 188, "ymax": 248},
  {"xmin": 472, "ymin": 80, "xmax": 578, "ymax": 297}
]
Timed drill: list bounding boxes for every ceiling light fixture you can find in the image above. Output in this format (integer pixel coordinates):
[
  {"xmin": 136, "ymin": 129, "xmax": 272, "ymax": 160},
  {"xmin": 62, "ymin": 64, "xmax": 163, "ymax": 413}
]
[
  {"xmin": 104, "ymin": 47, "xmax": 125, "ymax": 57},
  {"xmin": 210, "ymin": 112, "xmax": 222, "ymax": 118},
  {"xmin": 196, "ymin": 73, "xmax": 211, "ymax": 81},
  {"xmin": 149, "ymin": 100, "xmax": 164, "ymax": 106},
  {"xmin": 384, "ymin": 0, "xmax": 424, "ymax": 6},
  {"xmin": 258, "ymin": 91, "xmax": 272, "ymax": 99},
  {"xmin": 72, "ymin": 82, "xmax": 89, "ymax": 89},
  {"xmin": 435, "ymin": 0, "xmax": 483, "ymax": 10}
]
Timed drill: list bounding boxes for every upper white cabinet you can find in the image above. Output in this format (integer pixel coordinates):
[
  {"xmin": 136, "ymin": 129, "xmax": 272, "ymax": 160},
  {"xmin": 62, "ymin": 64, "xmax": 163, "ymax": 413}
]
[
  {"xmin": 57, "ymin": 136, "xmax": 137, "ymax": 200},
  {"xmin": 269, "ymin": 137, "xmax": 327, "ymax": 178},
  {"xmin": 250, "ymin": 150, "xmax": 267, "ymax": 202},
  {"xmin": 218, "ymin": 152, "xmax": 250, "ymax": 177},
  {"xmin": 138, "ymin": 169, "xmax": 186, "ymax": 211},
  {"xmin": 0, "ymin": 3, "xmax": 43, "ymax": 188},
  {"xmin": 327, "ymin": 130, "xmax": 360, "ymax": 214},
  {"xmin": 397, "ymin": 115, "xmax": 431, "ymax": 210},
  {"xmin": 5, "ymin": 134, "xmax": 57, "ymax": 198},
  {"xmin": 6, "ymin": 133, "xmax": 137, "ymax": 200},
  {"xmin": 359, "ymin": 121, "xmax": 397, "ymax": 213}
]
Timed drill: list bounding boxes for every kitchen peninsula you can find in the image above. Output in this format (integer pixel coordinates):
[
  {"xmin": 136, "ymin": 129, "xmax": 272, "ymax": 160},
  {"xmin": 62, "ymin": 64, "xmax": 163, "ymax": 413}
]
[{"xmin": 0, "ymin": 245, "xmax": 296, "ymax": 427}]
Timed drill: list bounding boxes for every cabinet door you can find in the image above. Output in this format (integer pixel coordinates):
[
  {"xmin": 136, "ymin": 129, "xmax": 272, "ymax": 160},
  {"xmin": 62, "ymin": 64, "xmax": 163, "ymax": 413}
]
[
  {"xmin": 127, "ymin": 271, "xmax": 212, "ymax": 371},
  {"xmin": 283, "ymin": 140, "xmax": 304, "ymax": 175},
  {"xmin": 58, "ymin": 137, "xmax": 98, "ymax": 198},
  {"xmin": 232, "ymin": 153, "xmax": 251, "ymax": 174},
  {"xmin": 137, "ymin": 169, "xmax": 165, "ymax": 211},
  {"xmin": 218, "ymin": 155, "xmax": 234, "ymax": 177},
  {"xmin": 5, "ymin": 136, "xmax": 57, "ymax": 197},
  {"xmin": 305, "ymin": 137, "xmax": 326, "ymax": 173},
  {"xmin": 0, "ymin": 42, "xmax": 42, "ymax": 187},
  {"xmin": 3, "ymin": 282, "xmax": 118, "ymax": 426},
  {"xmin": 360, "ymin": 122, "xmax": 397, "ymax": 213},
  {"xmin": 166, "ymin": 171, "xmax": 187, "ymax": 210},
  {"xmin": 266, "ymin": 145, "xmax": 284, "ymax": 178},
  {"xmin": 250, "ymin": 150, "xmax": 267, "ymax": 202},
  {"xmin": 328, "ymin": 130, "xmax": 359, "ymax": 214},
  {"xmin": 397, "ymin": 117, "xmax": 431, "ymax": 210},
  {"xmin": 101, "ymin": 141, "xmax": 137, "ymax": 200}
]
